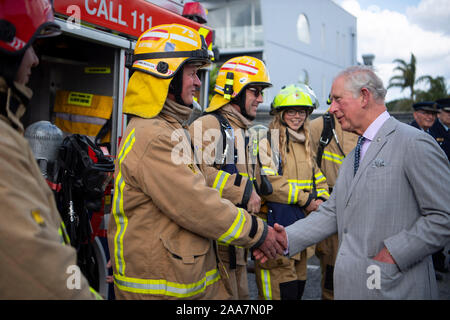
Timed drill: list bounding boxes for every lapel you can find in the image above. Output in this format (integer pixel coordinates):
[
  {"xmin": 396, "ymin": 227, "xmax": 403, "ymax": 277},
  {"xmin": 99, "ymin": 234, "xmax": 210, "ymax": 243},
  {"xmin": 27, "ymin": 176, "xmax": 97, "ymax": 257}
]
[{"xmin": 344, "ymin": 117, "xmax": 398, "ymax": 206}]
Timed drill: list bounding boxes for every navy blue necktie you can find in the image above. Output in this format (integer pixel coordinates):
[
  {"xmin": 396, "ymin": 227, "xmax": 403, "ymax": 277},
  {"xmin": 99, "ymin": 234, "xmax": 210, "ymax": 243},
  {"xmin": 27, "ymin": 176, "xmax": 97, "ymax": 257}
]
[{"xmin": 354, "ymin": 136, "xmax": 366, "ymax": 176}]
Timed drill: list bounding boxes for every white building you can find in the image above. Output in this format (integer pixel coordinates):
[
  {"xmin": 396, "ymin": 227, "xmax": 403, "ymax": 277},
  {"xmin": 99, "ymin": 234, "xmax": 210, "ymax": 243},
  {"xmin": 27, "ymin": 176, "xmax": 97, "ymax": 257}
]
[{"xmin": 199, "ymin": 0, "xmax": 357, "ymax": 112}]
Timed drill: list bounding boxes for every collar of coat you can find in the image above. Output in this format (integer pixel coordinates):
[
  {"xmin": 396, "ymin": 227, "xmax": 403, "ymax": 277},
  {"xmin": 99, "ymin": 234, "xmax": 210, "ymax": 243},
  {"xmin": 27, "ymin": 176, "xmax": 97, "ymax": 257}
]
[
  {"xmin": 160, "ymin": 98, "xmax": 193, "ymax": 126},
  {"xmin": 286, "ymin": 126, "xmax": 306, "ymax": 144},
  {"xmin": 220, "ymin": 104, "xmax": 253, "ymax": 129},
  {"xmin": 0, "ymin": 77, "xmax": 32, "ymax": 134}
]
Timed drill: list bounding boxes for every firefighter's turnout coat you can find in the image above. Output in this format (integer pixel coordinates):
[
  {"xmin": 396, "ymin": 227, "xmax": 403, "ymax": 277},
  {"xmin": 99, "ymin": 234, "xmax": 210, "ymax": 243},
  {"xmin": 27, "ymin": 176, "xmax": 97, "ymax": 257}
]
[
  {"xmin": 309, "ymin": 114, "xmax": 358, "ymax": 187},
  {"xmin": 0, "ymin": 78, "xmax": 98, "ymax": 299},
  {"xmin": 254, "ymin": 120, "xmax": 330, "ymax": 300},
  {"xmin": 108, "ymin": 99, "xmax": 268, "ymax": 299},
  {"xmin": 189, "ymin": 104, "xmax": 256, "ymax": 299}
]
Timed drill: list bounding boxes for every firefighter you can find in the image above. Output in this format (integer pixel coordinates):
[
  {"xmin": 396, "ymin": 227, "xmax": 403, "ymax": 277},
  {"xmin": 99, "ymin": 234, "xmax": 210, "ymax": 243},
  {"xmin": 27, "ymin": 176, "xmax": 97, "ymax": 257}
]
[
  {"xmin": 0, "ymin": 0, "xmax": 100, "ymax": 299},
  {"xmin": 189, "ymin": 56, "xmax": 272, "ymax": 299},
  {"xmin": 309, "ymin": 98, "xmax": 358, "ymax": 300},
  {"xmin": 107, "ymin": 24, "xmax": 286, "ymax": 300},
  {"xmin": 432, "ymin": 98, "xmax": 450, "ymax": 160},
  {"xmin": 254, "ymin": 83, "xmax": 330, "ymax": 300}
]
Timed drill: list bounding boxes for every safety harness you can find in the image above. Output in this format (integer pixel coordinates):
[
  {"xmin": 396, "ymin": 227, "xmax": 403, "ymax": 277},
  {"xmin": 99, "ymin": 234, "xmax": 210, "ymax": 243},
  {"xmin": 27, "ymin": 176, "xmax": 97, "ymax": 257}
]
[
  {"xmin": 315, "ymin": 112, "xmax": 345, "ymax": 168},
  {"xmin": 203, "ymin": 111, "xmax": 255, "ymax": 270}
]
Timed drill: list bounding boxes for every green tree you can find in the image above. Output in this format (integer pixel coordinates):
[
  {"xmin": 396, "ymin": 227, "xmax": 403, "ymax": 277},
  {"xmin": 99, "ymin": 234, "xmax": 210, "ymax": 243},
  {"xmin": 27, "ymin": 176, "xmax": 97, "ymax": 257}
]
[
  {"xmin": 415, "ymin": 75, "xmax": 448, "ymax": 101},
  {"xmin": 388, "ymin": 53, "xmax": 417, "ymax": 100}
]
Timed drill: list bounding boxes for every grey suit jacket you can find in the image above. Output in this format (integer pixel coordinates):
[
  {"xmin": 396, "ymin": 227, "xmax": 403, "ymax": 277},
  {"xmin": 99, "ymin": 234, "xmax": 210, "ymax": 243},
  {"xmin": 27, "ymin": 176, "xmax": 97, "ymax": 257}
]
[{"xmin": 286, "ymin": 116, "xmax": 450, "ymax": 299}]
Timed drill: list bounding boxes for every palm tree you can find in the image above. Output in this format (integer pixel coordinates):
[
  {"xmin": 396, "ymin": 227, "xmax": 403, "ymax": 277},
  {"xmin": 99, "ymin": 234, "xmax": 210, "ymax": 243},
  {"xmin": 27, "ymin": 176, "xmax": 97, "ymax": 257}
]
[
  {"xmin": 415, "ymin": 75, "xmax": 448, "ymax": 101},
  {"xmin": 388, "ymin": 53, "xmax": 417, "ymax": 100}
]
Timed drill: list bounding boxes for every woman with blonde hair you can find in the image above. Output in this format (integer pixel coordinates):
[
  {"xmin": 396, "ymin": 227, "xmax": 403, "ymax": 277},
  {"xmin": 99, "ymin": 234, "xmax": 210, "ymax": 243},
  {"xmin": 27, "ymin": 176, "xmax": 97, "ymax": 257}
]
[{"xmin": 254, "ymin": 83, "xmax": 330, "ymax": 300}]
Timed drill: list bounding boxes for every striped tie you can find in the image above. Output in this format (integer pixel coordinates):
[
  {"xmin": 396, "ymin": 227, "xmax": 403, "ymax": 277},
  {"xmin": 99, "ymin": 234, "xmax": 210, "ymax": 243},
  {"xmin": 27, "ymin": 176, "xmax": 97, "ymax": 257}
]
[{"xmin": 354, "ymin": 136, "xmax": 366, "ymax": 176}]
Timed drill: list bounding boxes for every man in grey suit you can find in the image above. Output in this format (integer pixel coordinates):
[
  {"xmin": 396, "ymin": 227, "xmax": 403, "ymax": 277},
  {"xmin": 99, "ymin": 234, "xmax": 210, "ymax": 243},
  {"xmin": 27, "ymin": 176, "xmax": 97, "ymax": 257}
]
[{"xmin": 255, "ymin": 66, "xmax": 450, "ymax": 299}]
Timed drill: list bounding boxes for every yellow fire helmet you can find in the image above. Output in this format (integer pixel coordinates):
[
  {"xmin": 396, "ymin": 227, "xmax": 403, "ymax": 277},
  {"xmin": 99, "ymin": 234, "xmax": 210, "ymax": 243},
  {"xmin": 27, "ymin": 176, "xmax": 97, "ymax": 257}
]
[
  {"xmin": 206, "ymin": 56, "xmax": 272, "ymax": 112},
  {"xmin": 270, "ymin": 83, "xmax": 319, "ymax": 115},
  {"xmin": 124, "ymin": 23, "xmax": 213, "ymax": 118}
]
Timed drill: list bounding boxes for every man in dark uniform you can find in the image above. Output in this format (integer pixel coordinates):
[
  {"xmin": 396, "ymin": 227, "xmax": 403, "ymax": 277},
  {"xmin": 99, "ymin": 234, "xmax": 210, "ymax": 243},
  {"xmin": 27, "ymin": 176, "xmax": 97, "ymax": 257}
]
[
  {"xmin": 410, "ymin": 101, "xmax": 440, "ymax": 133},
  {"xmin": 410, "ymin": 101, "xmax": 449, "ymax": 277},
  {"xmin": 431, "ymin": 98, "xmax": 450, "ymax": 160},
  {"xmin": 430, "ymin": 98, "xmax": 450, "ymax": 275}
]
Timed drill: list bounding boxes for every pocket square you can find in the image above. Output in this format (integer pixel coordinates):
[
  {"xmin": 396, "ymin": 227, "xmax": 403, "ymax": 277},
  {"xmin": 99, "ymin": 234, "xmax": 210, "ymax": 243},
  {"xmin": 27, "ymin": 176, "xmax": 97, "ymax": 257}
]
[{"xmin": 372, "ymin": 158, "xmax": 385, "ymax": 168}]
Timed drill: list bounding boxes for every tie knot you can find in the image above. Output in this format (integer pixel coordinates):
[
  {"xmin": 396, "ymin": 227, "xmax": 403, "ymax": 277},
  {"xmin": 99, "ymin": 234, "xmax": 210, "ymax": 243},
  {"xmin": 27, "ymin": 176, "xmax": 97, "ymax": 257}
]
[{"xmin": 357, "ymin": 136, "xmax": 366, "ymax": 145}]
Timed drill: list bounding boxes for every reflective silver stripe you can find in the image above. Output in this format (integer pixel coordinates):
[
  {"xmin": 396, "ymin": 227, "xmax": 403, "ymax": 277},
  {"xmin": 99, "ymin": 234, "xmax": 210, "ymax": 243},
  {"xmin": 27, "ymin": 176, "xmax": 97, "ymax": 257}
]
[
  {"xmin": 288, "ymin": 182, "xmax": 296, "ymax": 204},
  {"xmin": 323, "ymin": 151, "xmax": 344, "ymax": 164},
  {"xmin": 317, "ymin": 188, "xmax": 330, "ymax": 198},
  {"xmin": 262, "ymin": 166, "xmax": 277, "ymax": 176},
  {"xmin": 288, "ymin": 180, "xmax": 312, "ymax": 204},
  {"xmin": 315, "ymin": 172, "xmax": 326, "ymax": 183},
  {"xmin": 112, "ymin": 129, "xmax": 136, "ymax": 276},
  {"xmin": 212, "ymin": 170, "xmax": 230, "ymax": 197},
  {"xmin": 261, "ymin": 269, "xmax": 272, "ymax": 300},
  {"xmin": 113, "ymin": 269, "xmax": 220, "ymax": 297},
  {"xmin": 55, "ymin": 112, "xmax": 108, "ymax": 125},
  {"xmin": 218, "ymin": 208, "xmax": 246, "ymax": 245}
]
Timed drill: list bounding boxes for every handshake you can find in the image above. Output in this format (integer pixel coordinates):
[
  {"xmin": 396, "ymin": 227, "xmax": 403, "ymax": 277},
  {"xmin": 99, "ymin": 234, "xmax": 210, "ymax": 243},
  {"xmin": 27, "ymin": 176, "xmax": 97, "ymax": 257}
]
[{"xmin": 254, "ymin": 223, "xmax": 287, "ymax": 263}]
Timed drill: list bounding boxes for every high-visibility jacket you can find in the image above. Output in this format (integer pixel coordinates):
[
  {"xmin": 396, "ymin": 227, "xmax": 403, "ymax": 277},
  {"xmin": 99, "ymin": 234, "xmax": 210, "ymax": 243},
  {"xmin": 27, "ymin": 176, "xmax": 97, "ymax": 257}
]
[
  {"xmin": 258, "ymin": 125, "xmax": 330, "ymax": 208},
  {"xmin": 189, "ymin": 105, "xmax": 256, "ymax": 299},
  {"xmin": 53, "ymin": 90, "xmax": 113, "ymax": 143},
  {"xmin": 189, "ymin": 105, "xmax": 255, "ymax": 266},
  {"xmin": 108, "ymin": 99, "xmax": 268, "ymax": 300},
  {"xmin": 0, "ymin": 78, "xmax": 99, "ymax": 300},
  {"xmin": 309, "ymin": 114, "xmax": 358, "ymax": 188},
  {"xmin": 257, "ymin": 122, "xmax": 329, "ymax": 257},
  {"xmin": 254, "ymin": 120, "xmax": 329, "ymax": 300}
]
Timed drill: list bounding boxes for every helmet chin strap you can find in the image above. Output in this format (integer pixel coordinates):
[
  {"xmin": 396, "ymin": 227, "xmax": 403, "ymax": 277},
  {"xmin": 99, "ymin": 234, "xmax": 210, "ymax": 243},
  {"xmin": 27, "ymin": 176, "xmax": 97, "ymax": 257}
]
[
  {"xmin": 232, "ymin": 91, "xmax": 254, "ymax": 121},
  {"xmin": 168, "ymin": 66, "xmax": 193, "ymax": 108}
]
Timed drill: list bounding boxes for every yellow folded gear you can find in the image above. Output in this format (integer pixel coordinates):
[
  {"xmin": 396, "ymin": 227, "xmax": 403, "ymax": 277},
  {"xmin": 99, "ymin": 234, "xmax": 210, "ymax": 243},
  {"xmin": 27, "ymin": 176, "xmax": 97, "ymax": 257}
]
[
  {"xmin": 123, "ymin": 71, "xmax": 172, "ymax": 119},
  {"xmin": 53, "ymin": 90, "xmax": 113, "ymax": 142}
]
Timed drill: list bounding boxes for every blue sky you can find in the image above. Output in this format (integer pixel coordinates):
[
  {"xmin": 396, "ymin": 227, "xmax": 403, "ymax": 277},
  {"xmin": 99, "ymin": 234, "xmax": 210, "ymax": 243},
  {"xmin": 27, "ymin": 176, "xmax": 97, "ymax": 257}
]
[{"xmin": 333, "ymin": 0, "xmax": 450, "ymax": 102}]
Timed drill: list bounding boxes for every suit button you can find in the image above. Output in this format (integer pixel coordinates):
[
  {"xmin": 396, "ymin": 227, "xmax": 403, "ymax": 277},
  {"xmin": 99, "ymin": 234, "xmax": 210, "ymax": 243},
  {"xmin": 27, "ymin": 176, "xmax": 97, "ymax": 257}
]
[{"xmin": 344, "ymin": 229, "xmax": 348, "ymax": 233}]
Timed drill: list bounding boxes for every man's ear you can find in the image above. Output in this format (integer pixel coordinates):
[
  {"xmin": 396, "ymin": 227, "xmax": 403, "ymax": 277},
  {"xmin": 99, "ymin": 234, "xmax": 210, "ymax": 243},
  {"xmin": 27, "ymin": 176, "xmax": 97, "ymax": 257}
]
[{"xmin": 360, "ymin": 87, "xmax": 371, "ymax": 107}]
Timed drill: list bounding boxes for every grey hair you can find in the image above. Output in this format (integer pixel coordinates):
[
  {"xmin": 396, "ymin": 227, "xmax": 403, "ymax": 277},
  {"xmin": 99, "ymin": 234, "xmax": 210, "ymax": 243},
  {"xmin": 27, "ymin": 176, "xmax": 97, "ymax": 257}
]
[{"xmin": 336, "ymin": 66, "xmax": 387, "ymax": 103}]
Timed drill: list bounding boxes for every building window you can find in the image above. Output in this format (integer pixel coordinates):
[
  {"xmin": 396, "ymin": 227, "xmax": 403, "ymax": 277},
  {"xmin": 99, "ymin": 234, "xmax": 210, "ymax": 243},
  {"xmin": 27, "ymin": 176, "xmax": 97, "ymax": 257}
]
[
  {"xmin": 207, "ymin": 0, "xmax": 263, "ymax": 49},
  {"xmin": 297, "ymin": 14, "xmax": 310, "ymax": 44}
]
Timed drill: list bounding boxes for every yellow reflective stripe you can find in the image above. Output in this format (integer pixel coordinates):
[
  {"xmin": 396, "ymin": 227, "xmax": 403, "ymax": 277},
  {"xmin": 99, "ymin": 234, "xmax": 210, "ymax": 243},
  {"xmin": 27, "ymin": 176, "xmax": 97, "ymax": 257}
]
[
  {"xmin": 218, "ymin": 208, "xmax": 246, "ymax": 245},
  {"xmin": 261, "ymin": 269, "xmax": 272, "ymax": 300},
  {"xmin": 59, "ymin": 221, "xmax": 71, "ymax": 245},
  {"xmin": 288, "ymin": 179, "xmax": 317, "ymax": 204},
  {"xmin": 239, "ymin": 172, "xmax": 255, "ymax": 181},
  {"xmin": 212, "ymin": 170, "xmax": 230, "ymax": 197},
  {"xmin": 112, "ymin": 129, "xmax": 136, "ymax": 276},
  {"xmin": 288, "ymin": 182, "xmax": 296, "ymax": 204},
  {"xmin": 317, "ymin": 189, "xmax": 330, "ymax": 198},
  {"xmin": 262, "ymin": 166, "xmax": 277, "ymax": 176},
  {"xmin": 89, "ymin": 287, "xmax": 103, "ymax": 300},
  {"xmin": 288, "ymin": 179, "xmax": 312, "ymax": 185},
  {"xmin": 314, "ymin": 172, "xmax": 326, "ymax": 183},
  {"xmin": 323, "ymin": 150, "xmax": 344, "ymax": 164},
  {"xmin": 113, "ymin": 268, "xmax": 220, "ymax": 298},
  {"xmin": 217, "ymin": 242, "xmax": 244, "ymax": 249}
]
